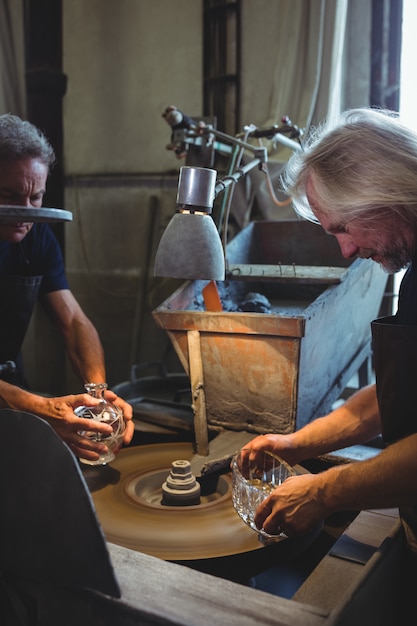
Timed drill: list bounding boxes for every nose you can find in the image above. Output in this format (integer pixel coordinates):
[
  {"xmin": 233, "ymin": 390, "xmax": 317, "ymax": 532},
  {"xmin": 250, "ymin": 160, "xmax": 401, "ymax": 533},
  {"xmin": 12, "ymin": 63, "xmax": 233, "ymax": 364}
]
[{"xmin": 334, "ymin": 233, "xmax": 359, "ymax": 259}]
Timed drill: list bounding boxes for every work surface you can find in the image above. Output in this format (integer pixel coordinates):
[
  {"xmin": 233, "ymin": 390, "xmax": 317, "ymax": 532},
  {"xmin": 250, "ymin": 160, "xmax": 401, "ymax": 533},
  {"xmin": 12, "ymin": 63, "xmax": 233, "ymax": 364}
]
[{"xmin": 106, "ymin": 507, "xmax": 402, "ymax": 626}]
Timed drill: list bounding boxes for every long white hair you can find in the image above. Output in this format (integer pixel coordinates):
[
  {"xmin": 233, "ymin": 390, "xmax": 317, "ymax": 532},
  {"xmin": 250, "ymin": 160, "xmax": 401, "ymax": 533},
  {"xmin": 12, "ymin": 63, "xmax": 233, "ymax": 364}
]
[{"xmin": 282, "ymin": 107, "xmax": 417, "ymax": 228}]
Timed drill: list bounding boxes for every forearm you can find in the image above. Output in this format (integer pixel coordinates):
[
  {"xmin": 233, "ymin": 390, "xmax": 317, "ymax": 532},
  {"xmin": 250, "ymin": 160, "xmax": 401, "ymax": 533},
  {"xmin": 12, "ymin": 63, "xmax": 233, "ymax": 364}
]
[
  {"xmin": 0, "ymin": 380, "xmax": 89, "ymax": 422},
  {"xmin": 64, "ymin": 317, "xmax": 106, "ymax": 384},
  {"xmin": 319, "ymin": 432, "xmax": 417, "ymax": 513},
  {"xmin": 44, "ymin": 290, "xmax": 106, "ymax": 385},
  {"xmin": 0, "ymin": 379, "xmax": 46, "ymax": 412},
  {"xmin": 287, "ymin": 384, "xmax": 381, "ymax": 464}
]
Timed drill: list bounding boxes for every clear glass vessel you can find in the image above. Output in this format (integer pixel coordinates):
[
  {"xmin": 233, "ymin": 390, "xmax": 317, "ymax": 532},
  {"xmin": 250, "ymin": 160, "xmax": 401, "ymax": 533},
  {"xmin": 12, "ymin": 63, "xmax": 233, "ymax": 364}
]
[
  {"xmin": 231, "ymin": 449, "xmax": 295, "ymax": 541},
  {"xmin": 75, "ymin": 382, "xmax": 125, "ymax": 466}
]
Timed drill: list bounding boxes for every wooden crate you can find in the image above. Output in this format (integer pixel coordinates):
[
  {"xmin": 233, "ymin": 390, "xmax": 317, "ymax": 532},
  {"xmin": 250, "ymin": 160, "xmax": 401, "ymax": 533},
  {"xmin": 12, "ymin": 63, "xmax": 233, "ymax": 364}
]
[{"xmin": 153, "ymin": 221, "xmax": 388, "ymax": 446}]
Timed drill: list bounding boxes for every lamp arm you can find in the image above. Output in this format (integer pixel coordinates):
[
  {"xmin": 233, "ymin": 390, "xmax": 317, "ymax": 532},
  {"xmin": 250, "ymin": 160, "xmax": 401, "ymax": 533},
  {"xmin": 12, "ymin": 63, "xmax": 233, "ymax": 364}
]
[
  {"xmin": 269, "ymin": 133, "xmax": 302, "ymax": 152},
  {"xmin": 214, "ymin": 152, "xmax": 266, "ymax": 198},
  {"xmin": 214, "ymin": 152, "xmax": 267, "ymax": 261},
  {"xmin": 199, "ymin": 127, "xmax": 266, "ymax": 154},
  {"xmin": 188, "ymin": 123, "xmax": 302, "ymax": 155}
]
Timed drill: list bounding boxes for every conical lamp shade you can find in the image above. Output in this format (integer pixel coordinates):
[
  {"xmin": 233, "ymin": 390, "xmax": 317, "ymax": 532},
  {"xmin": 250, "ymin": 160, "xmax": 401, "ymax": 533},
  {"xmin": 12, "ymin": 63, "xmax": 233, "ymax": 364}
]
[{"xmin": 154, "ymin": 212, "xmax": 225, "ymax": 280}]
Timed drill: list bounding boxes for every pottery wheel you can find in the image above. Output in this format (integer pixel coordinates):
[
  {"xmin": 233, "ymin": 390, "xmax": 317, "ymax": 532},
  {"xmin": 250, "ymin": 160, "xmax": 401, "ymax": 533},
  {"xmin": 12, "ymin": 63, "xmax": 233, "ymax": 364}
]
[
  {"xmin": 0, "ymin": 205, "xmax": 72, "ymax": 223},
  {"xmin": 85, "ymin": 443, "xmax": 267, "ymax": 561}
]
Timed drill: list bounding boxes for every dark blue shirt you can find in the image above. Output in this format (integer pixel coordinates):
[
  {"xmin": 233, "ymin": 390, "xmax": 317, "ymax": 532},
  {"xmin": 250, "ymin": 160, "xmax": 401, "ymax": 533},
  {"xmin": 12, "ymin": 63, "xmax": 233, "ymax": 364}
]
[{"xmin": 0, "ymin": 223, "xmax": 69, "ymax": 295}]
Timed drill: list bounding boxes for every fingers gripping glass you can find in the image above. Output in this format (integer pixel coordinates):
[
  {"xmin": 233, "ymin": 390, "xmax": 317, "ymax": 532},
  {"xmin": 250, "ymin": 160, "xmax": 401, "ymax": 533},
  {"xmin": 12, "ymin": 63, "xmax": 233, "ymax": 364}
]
[
  {"xmin": 75, "ymin": 383, "xmax": 126, "ymax": 466},
  {"xmin": 231, "ymin": 449, "xmax": 295, "ymax": 541}
]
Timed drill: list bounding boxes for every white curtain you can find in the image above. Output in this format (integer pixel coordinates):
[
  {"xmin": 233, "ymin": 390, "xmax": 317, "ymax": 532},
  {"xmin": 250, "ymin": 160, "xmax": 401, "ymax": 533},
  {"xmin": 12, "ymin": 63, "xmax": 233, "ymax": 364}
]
[
  {"xmin": 239, "ymin": 0, "xmax": 354, "ymax": 221},
  {"xmin": 0, "ymin": 0, "xmax": 26, "ymax": 116},
  {"xmin": 262, "ymin": 0, "xmax": 349, "ymax": 151}
]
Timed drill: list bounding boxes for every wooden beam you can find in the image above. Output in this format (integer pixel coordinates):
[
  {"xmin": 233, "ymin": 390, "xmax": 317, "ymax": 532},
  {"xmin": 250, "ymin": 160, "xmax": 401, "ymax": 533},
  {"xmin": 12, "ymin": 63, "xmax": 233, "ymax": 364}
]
[{"xmin": 187, "ymin": 329, "xmax": 209, "ymax": 456}]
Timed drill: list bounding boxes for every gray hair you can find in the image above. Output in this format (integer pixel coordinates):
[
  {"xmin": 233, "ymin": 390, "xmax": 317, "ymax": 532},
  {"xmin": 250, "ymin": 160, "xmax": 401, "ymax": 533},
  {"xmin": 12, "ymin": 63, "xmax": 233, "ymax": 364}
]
[
  {"xmin": 0, "ymin": 113, "xmax": 56, "ymax": 169},
  {"xmin": 282, "ymin": 108, "xmax": 417, "ymax": 228}
]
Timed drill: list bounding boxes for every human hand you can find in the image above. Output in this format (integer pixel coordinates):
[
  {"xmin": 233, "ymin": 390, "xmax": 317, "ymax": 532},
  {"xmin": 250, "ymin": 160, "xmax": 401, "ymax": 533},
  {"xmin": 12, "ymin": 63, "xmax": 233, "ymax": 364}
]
[
  {"xmin": 238, "ymin": 433, "xmax": 295, "ymax": 477},
  {"xmin": 35, "ymin": 393, "xmax": 119, "ymax": 462},
  {"xmin": 254, "ymin": 472, "xmax": 326, "ymax": 537},
  {"xmin": 104, "ymin": 388, "xmax": 134, "ymax": 445}
]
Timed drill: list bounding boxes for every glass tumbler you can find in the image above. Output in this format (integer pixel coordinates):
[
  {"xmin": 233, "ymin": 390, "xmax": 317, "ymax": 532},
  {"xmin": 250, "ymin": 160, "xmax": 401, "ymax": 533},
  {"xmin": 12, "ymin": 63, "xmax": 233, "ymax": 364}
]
[
  {"xmin": 231, "ymin": 449, "xmax": 295, "ymax": 540},
  {"xmin": 75, "ymin": 382, "xmax": 126, "ymax": 466}
]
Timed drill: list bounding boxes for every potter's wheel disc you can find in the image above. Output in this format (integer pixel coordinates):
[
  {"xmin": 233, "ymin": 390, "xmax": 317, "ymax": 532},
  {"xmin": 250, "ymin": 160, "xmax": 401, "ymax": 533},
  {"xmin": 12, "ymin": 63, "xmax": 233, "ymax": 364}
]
[
  {"xmin": 87, "ymin": 443, "xmax": 266, "ymax": 561},
  {"xmin": 0, "ymin": 205, "xmax": 72, "ymax": 223}
]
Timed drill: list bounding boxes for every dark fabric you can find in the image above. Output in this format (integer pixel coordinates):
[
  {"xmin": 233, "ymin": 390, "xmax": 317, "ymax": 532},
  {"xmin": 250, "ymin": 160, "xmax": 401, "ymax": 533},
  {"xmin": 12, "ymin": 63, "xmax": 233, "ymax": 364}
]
[
  {"xmin": 371, "ymin": 262, "xmax": 417, "ymax": 554},
  {"xmin": 396, "ymin": 261, "xmax": 417, "ymax": 325},
  {"xmin": 0, "ymin": 409, "xmax": 120, "ymax": 598},
  {"xmin": 0, "ymin": 223, "xmax": 68, "ymax": 295},
  {"xmin": 371, "ymin": 315, "xmax": 417, "ymax": 445},
  {"xmin": 0, "ymin": 273, "xmax": 41, "ymax": 385},
  {"xmin": 0, "ymin": 224, "xmax": 69, "ymax": 384}
]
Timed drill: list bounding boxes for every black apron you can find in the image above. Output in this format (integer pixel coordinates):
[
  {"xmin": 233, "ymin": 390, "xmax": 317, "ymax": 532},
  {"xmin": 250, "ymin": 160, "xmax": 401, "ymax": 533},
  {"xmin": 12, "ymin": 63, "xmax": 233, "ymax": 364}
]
[
  {"xmin": 0, "ymin": 274, "xmax": 42, "ymax": 387},
  {"xmin": 371, "ymin": 315, "xmax": 417, "ymax": 553}
]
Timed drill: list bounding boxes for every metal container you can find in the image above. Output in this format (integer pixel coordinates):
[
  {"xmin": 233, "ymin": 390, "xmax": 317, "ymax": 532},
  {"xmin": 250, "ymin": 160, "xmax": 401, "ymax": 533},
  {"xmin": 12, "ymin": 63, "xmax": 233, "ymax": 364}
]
[
  {"xmin": 152, "ymin": 220, "xmax": 388, "ymax": 435},
  {"xmin": 112, "ymin": 362, "xmax": 193, "ymax": 435}
]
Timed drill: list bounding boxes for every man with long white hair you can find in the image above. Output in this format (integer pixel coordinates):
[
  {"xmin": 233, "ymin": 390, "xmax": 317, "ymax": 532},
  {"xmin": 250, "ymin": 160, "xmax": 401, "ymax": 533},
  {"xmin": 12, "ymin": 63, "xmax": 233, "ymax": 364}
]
[{"xmin": 240, "ymin": 108, "xmax": 417, "ymax": 570}]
